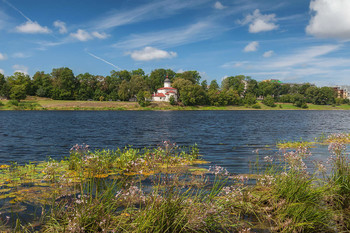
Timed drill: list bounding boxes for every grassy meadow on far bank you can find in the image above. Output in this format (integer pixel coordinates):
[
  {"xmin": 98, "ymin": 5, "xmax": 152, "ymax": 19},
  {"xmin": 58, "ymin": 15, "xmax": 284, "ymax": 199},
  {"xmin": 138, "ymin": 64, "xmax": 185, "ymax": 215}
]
[{"xmin": 1, "ymin": 96, "xmax": 350, "ymax": 111}]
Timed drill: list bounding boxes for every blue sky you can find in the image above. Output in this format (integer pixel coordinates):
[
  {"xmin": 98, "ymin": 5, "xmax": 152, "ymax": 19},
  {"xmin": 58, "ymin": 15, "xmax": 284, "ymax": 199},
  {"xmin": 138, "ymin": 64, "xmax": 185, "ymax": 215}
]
[{"xmin": 0, "ymin": 0, "xmax": 350, "ymax": 86}]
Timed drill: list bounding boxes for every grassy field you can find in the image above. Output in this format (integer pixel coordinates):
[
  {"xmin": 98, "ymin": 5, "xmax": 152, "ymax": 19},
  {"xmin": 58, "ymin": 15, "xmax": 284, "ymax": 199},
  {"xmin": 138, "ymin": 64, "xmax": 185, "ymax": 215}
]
[{"xmin": 1, "ymin": 97, "xmax": 350, "ymax": 110}]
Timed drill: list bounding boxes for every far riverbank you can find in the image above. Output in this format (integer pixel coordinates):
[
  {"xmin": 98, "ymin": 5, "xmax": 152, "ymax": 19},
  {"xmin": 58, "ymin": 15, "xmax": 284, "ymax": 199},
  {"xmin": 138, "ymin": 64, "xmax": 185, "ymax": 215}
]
[{"xmin": 1, "ymin": 97, "xmax": 350, "ymax": 110}]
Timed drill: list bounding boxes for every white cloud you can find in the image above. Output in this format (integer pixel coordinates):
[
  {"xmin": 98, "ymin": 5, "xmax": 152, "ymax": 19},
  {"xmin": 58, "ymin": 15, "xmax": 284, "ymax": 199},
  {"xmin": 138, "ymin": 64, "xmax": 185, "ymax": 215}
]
[
  {"xmin": 92, "ymin": 0, "xmax": 211, "ymax": 30},
  {"xmin": 239, "ymin": 9, "xmax": 278, "ymax": 33},
  {"xmin": 0, "ymin": 53, "xmax": 7, "ymax": 60},
  {"xmin": 266, "ymin": 44, "xmax": 340, "ymax": 68},
  {"xmin": 214, "ymin": 1, "xmax": 226, "ymax": 10},
  {"xmin": 92, "ymin": 31, "xmax": 109, "ymax": 39},
  {"xmin": 12, "ymin": 52, "xmax": 30, "ymax": 58},
  {"xmin": 0, "ymin": 69, "xmax": 4, "ymax": 74},
  {"xmin": 222, "ymin": 44, "xmax": 348, "ymax": 85},
  {"xmin": 70, "ymin": 29, "xmax": 93, "ymax": 41},
  {"xmin": 114, "ymin": 21, "xmax": 224, "ymax": 49},
  {"xmin": 306, "ymin": 0, "xmax": 350, "ymax": 40},
  {"xmin": 263, "ymin": 50, "xmax": 274, "ymax": 58},
  {"xmin": 53, "ymin": 20, "xmax": 67, "ymax": 34},
  {"xmin": 128, "ymin": 47, "xmax": 177, "ymax": 61},
  {"xmin": 70, "ymin": 29, "xmax": 109, "ymax": 41},
  {"xmin": 176, "ymin": 69, "xmax": 185, "ymax": 73},
  {"xmin": 12, "ymin": 64, "xmax": 28, "ymax": 74},
  {"xmin": 244, "ymin": 41, "xmax": 259, "ymax": 52},
  {"xmin": 16, "ymin": 21, "xmax": 51, "ymax": 34}
]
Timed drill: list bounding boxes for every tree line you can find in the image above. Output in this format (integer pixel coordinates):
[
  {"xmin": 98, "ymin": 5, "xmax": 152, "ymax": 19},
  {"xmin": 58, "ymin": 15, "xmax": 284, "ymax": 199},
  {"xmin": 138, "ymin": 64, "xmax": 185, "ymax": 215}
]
[{"xmin": 0, "ymin": 67, "xmax": 346, "ymax": 107}]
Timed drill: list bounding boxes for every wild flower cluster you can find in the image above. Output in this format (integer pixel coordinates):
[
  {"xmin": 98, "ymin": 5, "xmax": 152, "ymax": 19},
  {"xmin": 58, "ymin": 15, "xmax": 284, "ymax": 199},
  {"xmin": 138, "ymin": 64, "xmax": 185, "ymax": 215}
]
[
  {"xmin": 328, "ymin": 142, "xmax": 347, "ymax": 156},
  {"xmin": 115, "ymin": 185, "xmax": 146, "ymax": 204},
  {"xmin": 209, "ymin": 165, "xmax": 229, "ymax": 176},
  {"xmin": 283, "ymin": 146, "xmax": 311, "ymax": 171},
  {"xmin": 70, "ymin": 143, "xmax": 90, "ymax": 154},
  {"xmin": 327, "ymin": 133, "xmax": 350, "ymax": 143}
]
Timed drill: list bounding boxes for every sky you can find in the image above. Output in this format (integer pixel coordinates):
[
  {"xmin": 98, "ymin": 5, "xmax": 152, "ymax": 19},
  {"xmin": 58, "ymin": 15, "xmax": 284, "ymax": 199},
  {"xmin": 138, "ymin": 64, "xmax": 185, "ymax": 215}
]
[{"xmin": 0, "ymin": 0, "xmax": 350, "ymax": 86}]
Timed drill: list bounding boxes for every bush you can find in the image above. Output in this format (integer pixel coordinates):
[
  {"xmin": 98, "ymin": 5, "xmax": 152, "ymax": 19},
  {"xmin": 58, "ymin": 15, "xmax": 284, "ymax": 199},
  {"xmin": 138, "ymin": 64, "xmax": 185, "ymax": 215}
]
[
  {"xmin": 243, "ymin": 93, "xmax": 257, "ymax": 106},
  {"xmin": 137, "ymin": 91, "xmax": 150, "ymax": 107},
  {"xmin": 169, "ymin": 96, "xmax": 176, "ymax": 105},
  {"xmin": 0, "ymin": 101, "xmax": 3, "ymax": 106},
  {"xmin": 7, "ymin": 99, "xmax": 19, "ymax": 106},
  {"xmin": 251, "ymin": 103, "xmax": 261, "ymax": 109},
  {"xmin": 262, "ymin": 95, "xmax": 276, "ymax": 107}
]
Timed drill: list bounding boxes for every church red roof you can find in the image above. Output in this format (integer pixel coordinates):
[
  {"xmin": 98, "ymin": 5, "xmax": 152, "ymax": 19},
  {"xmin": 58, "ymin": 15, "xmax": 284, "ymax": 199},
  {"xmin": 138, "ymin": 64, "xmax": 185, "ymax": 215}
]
[
  {"xmin": 152, "ymin": 93, "xmax": 166, "ymax": 97},
  {"xmin": 157, "ymin": 87, "xmax": 177, "ymax": 90}
]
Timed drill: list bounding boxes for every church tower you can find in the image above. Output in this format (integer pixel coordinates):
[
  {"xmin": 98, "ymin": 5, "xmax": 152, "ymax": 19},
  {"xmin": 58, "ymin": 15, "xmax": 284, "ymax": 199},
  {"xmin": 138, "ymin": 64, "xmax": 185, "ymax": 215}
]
[{"xmin": 164, "ymin": 76, "xmax": 171, "ymax": 88}]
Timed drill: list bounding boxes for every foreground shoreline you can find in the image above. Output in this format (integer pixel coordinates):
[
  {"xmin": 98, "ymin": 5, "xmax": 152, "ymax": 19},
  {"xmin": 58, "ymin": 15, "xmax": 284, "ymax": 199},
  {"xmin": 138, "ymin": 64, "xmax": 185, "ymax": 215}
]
[
  {"xmin": 1, "ymin": 135, "xmax": 350, "ymax": 232},
  {"xmin": 1, "ymin": 98, "xmax": 350, "ymax": 111}
]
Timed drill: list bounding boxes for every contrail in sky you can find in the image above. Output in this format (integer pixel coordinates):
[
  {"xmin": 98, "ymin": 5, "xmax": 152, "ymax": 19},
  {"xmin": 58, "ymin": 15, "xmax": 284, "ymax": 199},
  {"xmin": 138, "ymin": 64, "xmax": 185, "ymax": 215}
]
[
  {"xmin": 2, "ymin": 0, "xmax": 32, "ymax": 21},
  {"xmin": 86, "ymin": 51, "xmax": 122, "ymax": 70}
]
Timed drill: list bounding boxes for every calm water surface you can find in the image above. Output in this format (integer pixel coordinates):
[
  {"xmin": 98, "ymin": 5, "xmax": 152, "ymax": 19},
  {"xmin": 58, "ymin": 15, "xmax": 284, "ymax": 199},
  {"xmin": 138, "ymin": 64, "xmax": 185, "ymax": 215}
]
[{"xmin": 1, "ymin": 110, "xmax": 350, "ymax": 174}]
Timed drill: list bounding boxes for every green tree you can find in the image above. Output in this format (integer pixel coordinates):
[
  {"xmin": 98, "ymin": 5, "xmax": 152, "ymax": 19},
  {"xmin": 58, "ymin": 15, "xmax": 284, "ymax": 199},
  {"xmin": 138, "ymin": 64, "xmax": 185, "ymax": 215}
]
[
  {"xmin": 292, "ymin": 94, "xmax": 308, "ymax": 108},
  {"xmin": 77, "ymin": 73, "xmax": 98, "ymax": 100},
  {"xmin": 148, "ymin": 69, "xmax": 176, "ymax": 92},
  {"xmin": 0, "ymin": 73, "xmax": 10, "ymax": 98},
  {"xmin": 9, "ymin": 84, "xmax": 26, "ymax": 101},
  {"xmin": 243, "ymin": 93, "xmax": 257, "ymax": 106},
  {"xmin": 118, "ymin": 80, "xmax": 131, "ymax": 101},
  {"xmin": 224, "ymin": 89, "xmax": 242, "ymax": 105},
  {"xmin": 245, "ymin": 78, "xmax": 259, "ymax": 97},
  {"xmin": 221, "ymin": 75, "xmax": 246, "ymax": 95},
  {"xmin": 208, "ymin": 80, "xmax": 219, "ymax": 92},
  {"xmin": 7, "ymin": 72, "xmax": 33, "ymax": 96},
  {"xmin": 131, "ymin": 68, "xmax": 146, "ymax": 77},
  {"xmin": 32, "ymin": 71, "xmax": 53, "ymax": 97},
  {"xmin": 110, "ymin": 70, "xmax": 131, "ymax": 82},
  {"xmin": 179, "ymin": 84, "xmax": 208, "ymax": 106},
  {"xmin": 262, "ymin": 95, "xmax": 276, "ymax": 107},
  {"xmin": 137, "ymin": 90, "xmax": 149, "ymax": 107},
  {"xmin": 201, "ymin": 80, "xmax": 208, "ymax": 90},
  {"xmin": 176, "ymin": 71, "xmax": 201, "ymax": 84},
  {"xmin": 51, "ymin": 67, "xmax": 78, "ymax": 100},
  {"xmin": 129, "ymin": 75, "xmax": 148, "ymax": 97},
  {"xmin": 172, "ymin": 78, "xmax": 193, "ymax": 99}
]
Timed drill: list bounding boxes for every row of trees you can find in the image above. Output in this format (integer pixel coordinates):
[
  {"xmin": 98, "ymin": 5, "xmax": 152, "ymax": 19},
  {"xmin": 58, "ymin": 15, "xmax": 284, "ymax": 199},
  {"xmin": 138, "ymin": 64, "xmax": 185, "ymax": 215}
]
[{"xmin": 0, "ymin": 67, "xmax": 344, "ymax": 106}]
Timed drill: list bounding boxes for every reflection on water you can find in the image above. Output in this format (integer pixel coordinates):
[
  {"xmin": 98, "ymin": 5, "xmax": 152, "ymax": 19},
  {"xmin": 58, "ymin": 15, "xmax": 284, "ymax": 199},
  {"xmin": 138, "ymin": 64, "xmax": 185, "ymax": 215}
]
[{"xmin": 1, "ymin": 110, "xmax": 350, "ymax": 174}]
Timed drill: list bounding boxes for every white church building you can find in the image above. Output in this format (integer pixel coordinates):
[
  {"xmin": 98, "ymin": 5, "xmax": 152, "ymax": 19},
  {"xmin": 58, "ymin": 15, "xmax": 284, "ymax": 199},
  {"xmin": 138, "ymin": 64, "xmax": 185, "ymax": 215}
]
[{"xmin": 151, "ymin": 77, "xmax": 178, "ymax": 102}]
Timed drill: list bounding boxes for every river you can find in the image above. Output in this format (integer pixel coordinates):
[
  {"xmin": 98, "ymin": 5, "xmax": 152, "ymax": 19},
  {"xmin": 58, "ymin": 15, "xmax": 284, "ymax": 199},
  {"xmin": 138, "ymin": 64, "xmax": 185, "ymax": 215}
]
[{"xmin": 1, "ymin": 110, "xmax": 350, "ymax": 174}]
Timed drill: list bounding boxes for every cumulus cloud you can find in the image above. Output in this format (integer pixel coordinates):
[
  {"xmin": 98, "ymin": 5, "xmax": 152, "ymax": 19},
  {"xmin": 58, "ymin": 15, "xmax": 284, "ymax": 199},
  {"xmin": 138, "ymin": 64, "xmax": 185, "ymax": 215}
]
[
  {"xmin": 16, "ymin": 21, "xmax": 51, "ymax": 34},
  {"xmin": 214, "ymin": 1, "xmax": 226, "ymax": 10},
  {"xmin": 70, "ymin": 29, "xmax": 92, "ymax": 41},
  {"xmin": 0, "ymin": 69, "xmax": 4, "ymax": 74},
  {"xmin": 0, "ymin": 53, "xmax": 7, "ymax": 60},
  {"xmin": 92, "ymin": 31, "xmax": 109, "ymax": 39},
  {"xmin": 239, "ymin": 9, "xmax": 278, "ymax": 33},
  {"xmin": 12, "ymin": 64, "xmax": 28, "ymax": 74},
  {"xmin": 53, "ymin": 20, "xmax": 67, "ymax": 34},
  {"xmin": 244, "ymin": 41, "xmax": 259, "ymax": 52},
  {"xmin": 263, "ymin": 50, "xmax": 274, "ymax": 58},
  {"xmin": 306, "ymin": 0, "xmax": 350, "ymax": 40},
  {"xmin": 70, "ymin": 29, "xmax": 109, "ymax": 41},
  {"xmin": 128, "ymin": 47, "xmax": 177, "ymax": 61}
]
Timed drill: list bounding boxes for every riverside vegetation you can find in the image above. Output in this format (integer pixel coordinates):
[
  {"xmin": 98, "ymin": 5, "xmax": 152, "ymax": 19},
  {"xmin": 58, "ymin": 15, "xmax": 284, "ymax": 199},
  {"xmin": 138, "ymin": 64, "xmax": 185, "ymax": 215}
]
[
  {"xmin": 0, "ymin": 133, "xmax": 350, "ymax": 232},
  {"xmin": 2, "ymin": 98, "xmax": 350, "ymax": 111},
  {"xmin": 0, "ymin": 68, "xmax": 348, "ymax": 109}
]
